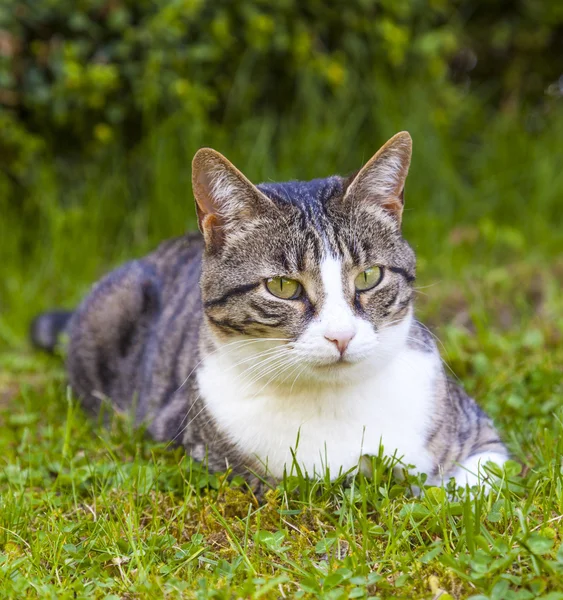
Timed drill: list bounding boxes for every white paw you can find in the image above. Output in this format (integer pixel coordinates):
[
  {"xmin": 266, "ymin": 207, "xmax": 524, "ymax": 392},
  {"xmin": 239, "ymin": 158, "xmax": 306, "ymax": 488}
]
[{"xmin": 450, "ymin": 451, "xmax": 508, "ymax": 491}]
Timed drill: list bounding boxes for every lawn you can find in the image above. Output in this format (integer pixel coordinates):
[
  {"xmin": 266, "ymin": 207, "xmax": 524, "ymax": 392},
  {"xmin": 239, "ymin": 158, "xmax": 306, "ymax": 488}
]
[{"xmin": 0, "ymin": 107, "xmax": 562, "ymax": 598}]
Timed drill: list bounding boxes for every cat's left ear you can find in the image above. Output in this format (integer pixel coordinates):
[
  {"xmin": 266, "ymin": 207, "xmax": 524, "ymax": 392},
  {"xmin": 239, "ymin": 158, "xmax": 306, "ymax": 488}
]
[
  {"xmin": 344, "ymin": 131, "xmax": 412, "ymax": 225},
  {"xmin": 192, "ymin": 148, "xmax": 273, "ymax": 248}
]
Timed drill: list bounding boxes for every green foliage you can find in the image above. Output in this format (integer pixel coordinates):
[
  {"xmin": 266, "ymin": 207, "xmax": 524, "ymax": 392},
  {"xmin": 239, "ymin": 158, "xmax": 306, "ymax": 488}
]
[
  {"xmin": 0, "ymin": 0, "xmax": 458, "ymax": 168},
  {"xmin": 1, "ymin": 82, "xmax": 562, "ymax": 345},
  {"xmin": 1, "ymin": 0, "xmax": 562, "ymax": 186}
]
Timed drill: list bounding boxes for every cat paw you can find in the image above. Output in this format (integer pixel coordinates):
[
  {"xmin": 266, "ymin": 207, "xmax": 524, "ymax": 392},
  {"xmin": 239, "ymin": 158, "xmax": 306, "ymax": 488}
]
[{"xmin": 450, "ymin": 451, "xmax": 508, "ymax": 492}]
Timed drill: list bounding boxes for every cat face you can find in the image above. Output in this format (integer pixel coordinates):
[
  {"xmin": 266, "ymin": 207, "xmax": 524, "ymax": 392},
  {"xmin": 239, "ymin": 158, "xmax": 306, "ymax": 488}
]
[{"xmin": 193, "ymin": 132, "xmax": 415, "ymax": 385}]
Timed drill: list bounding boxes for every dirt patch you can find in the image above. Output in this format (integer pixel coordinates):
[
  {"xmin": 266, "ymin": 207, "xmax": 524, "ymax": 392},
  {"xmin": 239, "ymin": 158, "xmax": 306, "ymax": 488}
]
[
  {"xmin": 0, "ymin": 371, "xmax": 63, "ymax": 410},
  {"xmin": 0, "ymin": 376, "xmax": 22, "ymax": 408},
  {"xmin": 419, "ymin": 260, "xmax": 562, "ymax": 333}
]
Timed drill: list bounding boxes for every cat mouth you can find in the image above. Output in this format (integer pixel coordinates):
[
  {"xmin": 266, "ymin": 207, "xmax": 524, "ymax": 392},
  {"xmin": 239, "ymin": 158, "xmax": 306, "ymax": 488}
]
[{"xmin": 315, "ymin": 357, "xmax": 355, "ymax": 368}]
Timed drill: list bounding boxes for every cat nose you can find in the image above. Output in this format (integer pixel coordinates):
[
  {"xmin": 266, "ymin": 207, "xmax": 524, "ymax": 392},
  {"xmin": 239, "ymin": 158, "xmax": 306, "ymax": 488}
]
[{"xmin": 324, "ymin": 331, "xmax": 356, "ymax": 355}]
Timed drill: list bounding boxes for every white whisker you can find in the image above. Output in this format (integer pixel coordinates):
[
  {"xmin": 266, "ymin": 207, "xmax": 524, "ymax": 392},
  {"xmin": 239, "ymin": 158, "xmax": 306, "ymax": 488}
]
[{"xmin": 174, "ymin": 337, "xmax": 288, "ymax": 395}]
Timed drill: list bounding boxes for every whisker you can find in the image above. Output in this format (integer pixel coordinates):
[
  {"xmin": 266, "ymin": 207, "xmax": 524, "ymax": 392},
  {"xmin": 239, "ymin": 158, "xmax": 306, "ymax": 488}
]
[
  {"xmin": 234, "ymin": 351, "xmax": 294, "ymax": 387},
  {"xmin": 227, "ymin": 346, "xmax": 292, "ymax": 372},
  {"xmin": 170, "ymin": 341, "xmax": 292, "ymax": 442},
  {"xmin": 413, "ymin": 282, "xmax": 441, "ymax": 291},
  {"xmin": 380, "ymin": 317, "xmax": 460, "ymax": 382},
  {"xmin": 404, "ymin": 335, "xmax": 435, "ymax": 353},
  {"xmin": 289, "ymin": 363, "xmax": 309, "ymax": 394},
  {"xmin": 377, "ymin": 327, "xmax": 458, "ymax": 384},
  {"xmin": 238, "ymin": 355, "xmax": 295, "ymax": 394},
  {"xmin": 174, "ymin": 337, "xmax": 288, "ymax": 394},
  {"xmin": 415, "ymin": 321, "xmax": 451, "ymax": 357},
  {"xmin": 249, "ymin": 357, "xmax": 302, "ymax": 399},
  {"xmin": 172, "ymin": 346, "xmax": 289, "ymax": 441},
  {"xmin": 168, "ymin": 401, "xmax": 207, "ymax": 446}
]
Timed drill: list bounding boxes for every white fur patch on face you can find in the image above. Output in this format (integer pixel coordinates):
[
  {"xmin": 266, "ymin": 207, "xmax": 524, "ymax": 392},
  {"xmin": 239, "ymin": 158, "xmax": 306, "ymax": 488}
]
[
  {"xmin": 292, "ymin": 255, "xmax": 408, "ymax": 379},
  {"xmin": 293, "ymin": 255, "xmax": 365, "ymax": 365},
  {"xmin": 197, "ymin": 332, "xmax": 437, "ymax": 479},
  {"xmin": 314, "ymin": 256, "xmax": 358, "ymax": 357}
]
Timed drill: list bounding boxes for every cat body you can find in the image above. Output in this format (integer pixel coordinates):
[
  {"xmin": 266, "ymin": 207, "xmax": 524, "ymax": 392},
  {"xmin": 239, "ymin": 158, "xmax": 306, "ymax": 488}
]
[{"xmin": 33, "ymin": 133, "xmax": 507, "ymax": 487}]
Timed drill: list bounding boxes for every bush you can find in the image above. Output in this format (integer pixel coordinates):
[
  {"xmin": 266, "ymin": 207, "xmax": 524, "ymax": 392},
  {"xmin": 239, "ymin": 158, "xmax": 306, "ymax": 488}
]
[
  {"xmin": 2, "ymin": 0, "xmax": 560, "ymax": 182},
  {"xmin": 0, "ymin": 1, "xmax": 451, "ymax": 160}
]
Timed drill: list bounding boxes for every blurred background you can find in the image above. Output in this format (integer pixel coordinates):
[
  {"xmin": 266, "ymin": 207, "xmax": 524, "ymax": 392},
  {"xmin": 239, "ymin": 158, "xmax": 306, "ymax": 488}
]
[{"xmin": 0, "ymin": 0, "xmax": 562, "ymax": 358}]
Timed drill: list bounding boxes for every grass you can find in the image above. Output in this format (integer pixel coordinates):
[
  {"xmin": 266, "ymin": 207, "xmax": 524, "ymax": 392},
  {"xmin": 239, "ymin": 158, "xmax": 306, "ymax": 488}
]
[{"xmin": 0, "ymin": 85, "xmax": 562, "ymax": 598}]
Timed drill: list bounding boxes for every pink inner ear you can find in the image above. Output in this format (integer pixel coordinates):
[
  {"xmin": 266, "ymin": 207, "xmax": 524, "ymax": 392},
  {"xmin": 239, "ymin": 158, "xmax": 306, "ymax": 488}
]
[
  {"xmin": 194, "ymin": 169, "xmax": 220, "ymax": 218},
  {"xmin": 345, "ymin": 136, "xmax": 411, "ymax": 223},
  {"xmin": 380, "ymin": 195, "xmax": 404, "ymax": 216},
  {"xmin": 199, "ymin": 212, "xmax": 225, "ymax": 249}
]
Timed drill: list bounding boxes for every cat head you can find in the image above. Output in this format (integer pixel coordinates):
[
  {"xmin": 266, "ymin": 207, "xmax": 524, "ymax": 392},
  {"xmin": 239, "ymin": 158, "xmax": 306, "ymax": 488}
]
[{"xmin": 192, "ymin": 132, "xmax": 415, "ymax": 385}]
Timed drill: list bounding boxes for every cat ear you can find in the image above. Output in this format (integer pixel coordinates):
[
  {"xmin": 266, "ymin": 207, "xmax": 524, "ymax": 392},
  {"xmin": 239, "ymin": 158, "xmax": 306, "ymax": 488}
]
[
  {"xmin": 344, "ymin": 131, "xmax": 412, "ymax": 224},
  {"xmin": 192, "ymin": 148, "xmax": 271, "ymax": 247}
]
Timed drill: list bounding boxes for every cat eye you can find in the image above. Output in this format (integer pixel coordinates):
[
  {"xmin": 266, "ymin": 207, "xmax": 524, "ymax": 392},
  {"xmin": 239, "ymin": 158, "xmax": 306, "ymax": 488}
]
[
  {"xmin": 266, "ymin": 276, "xmax": 303, "ymax": 300},
  {"xmin": 355, "ymin": 266, "xmax": 383, "ymax": 292}
]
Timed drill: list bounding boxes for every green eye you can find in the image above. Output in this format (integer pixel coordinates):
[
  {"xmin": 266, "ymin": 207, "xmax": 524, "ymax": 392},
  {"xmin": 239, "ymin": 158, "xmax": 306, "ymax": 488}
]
[
  {"xmin": 266, "ymin": 276, "xmax": 302, "ymax": 300},
  {"xmin": 355, "ymin": 266, "xmax": 383, "ymax": 292}
]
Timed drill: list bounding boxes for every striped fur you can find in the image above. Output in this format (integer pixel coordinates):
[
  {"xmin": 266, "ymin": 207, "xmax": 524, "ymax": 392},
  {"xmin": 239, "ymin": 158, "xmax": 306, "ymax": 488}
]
[{"xmin": 35, "ymin": 132, "xmax": 507, "ymax": 487}]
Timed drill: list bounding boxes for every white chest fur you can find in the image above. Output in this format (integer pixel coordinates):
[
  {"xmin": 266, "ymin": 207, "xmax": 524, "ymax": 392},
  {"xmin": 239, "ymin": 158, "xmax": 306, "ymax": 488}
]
[{"xmin": 197, "ymin": 346, "xmax": 438, "ymax": 479}]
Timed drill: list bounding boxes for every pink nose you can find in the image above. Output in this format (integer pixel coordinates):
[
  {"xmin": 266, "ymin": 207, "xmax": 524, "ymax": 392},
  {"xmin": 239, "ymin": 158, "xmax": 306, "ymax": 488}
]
[{"xmin": 324, "ymin": 332, "xmax": 355, "ymax": 356}]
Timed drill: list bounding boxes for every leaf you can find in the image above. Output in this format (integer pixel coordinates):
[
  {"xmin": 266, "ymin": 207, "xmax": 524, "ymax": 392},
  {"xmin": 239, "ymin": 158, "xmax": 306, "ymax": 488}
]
[
  {"xmin": 487, "ymin": 510, "xmax": 502, "ymax": 523},
  {"xmin": 421, "ymin": 543, "xmax": 443, "ymax": 563},
  {"xmin": 503, "ymin": 460, "xmax": 522, "ymax": 477},
  {"xmin": 315, "ymin": 537, "xmax": 337, "ymax": 555},
  {"xmin": 388, "ymin": 484, "xmax": 405, "ymax": 499},
  {"xmin": 399, "ymin": 503, "xmax": 430, "ymax": 519},
  {"xmin": 254, "ymin": 530, "xmax": 287, "ymax": 553},
  {"xmin": 491, "ymin": 579, "xmax": 510, "ymax": 600},
  {"xmin": 526, "ymin": 534, "xmax": 554, "ymax": 555},
  {"xmin": 323, "ymin": 568, "xmax": 353, "ymax": 590},
  {"xmin": 425, "ymin": 486, "xmax": 447, "ymax": 504}
]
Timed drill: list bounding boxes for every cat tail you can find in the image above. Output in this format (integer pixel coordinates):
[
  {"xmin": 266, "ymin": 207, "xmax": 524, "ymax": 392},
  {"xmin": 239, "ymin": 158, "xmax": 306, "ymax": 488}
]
[{"xmin": 30, "ymin": 310, "xmax": 73, "ymax": 353}]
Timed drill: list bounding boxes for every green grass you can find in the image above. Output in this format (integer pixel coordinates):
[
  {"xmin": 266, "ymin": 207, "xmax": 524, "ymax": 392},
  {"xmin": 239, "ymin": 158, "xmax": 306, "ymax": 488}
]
[{"xmin": 1, "ymin": 88, "xmax": 563, "ymax": 598}]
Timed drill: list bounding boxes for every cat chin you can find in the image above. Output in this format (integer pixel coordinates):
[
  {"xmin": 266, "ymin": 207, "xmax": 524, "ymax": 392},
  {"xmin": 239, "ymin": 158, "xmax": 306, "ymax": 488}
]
[{"xmin": 266, "ymin": 352, "xmax": 396, "ymax": 389}]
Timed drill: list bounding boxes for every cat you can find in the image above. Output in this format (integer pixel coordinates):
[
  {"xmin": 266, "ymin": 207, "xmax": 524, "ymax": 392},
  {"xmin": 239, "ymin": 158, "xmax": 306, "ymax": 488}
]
[{"xmin": 31, "ymin": 132, "xmax": 508, "ymax": 488}]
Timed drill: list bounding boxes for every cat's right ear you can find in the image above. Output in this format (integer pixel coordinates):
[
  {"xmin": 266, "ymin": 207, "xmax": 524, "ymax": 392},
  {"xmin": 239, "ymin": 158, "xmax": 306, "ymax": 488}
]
[
  {"xmin": 344, "ymin": 131, "xmax": 412, "ymax": 225},
  {"xmin": 192, "ymin": 148, "xmax": 271, "ymax": 248}
]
